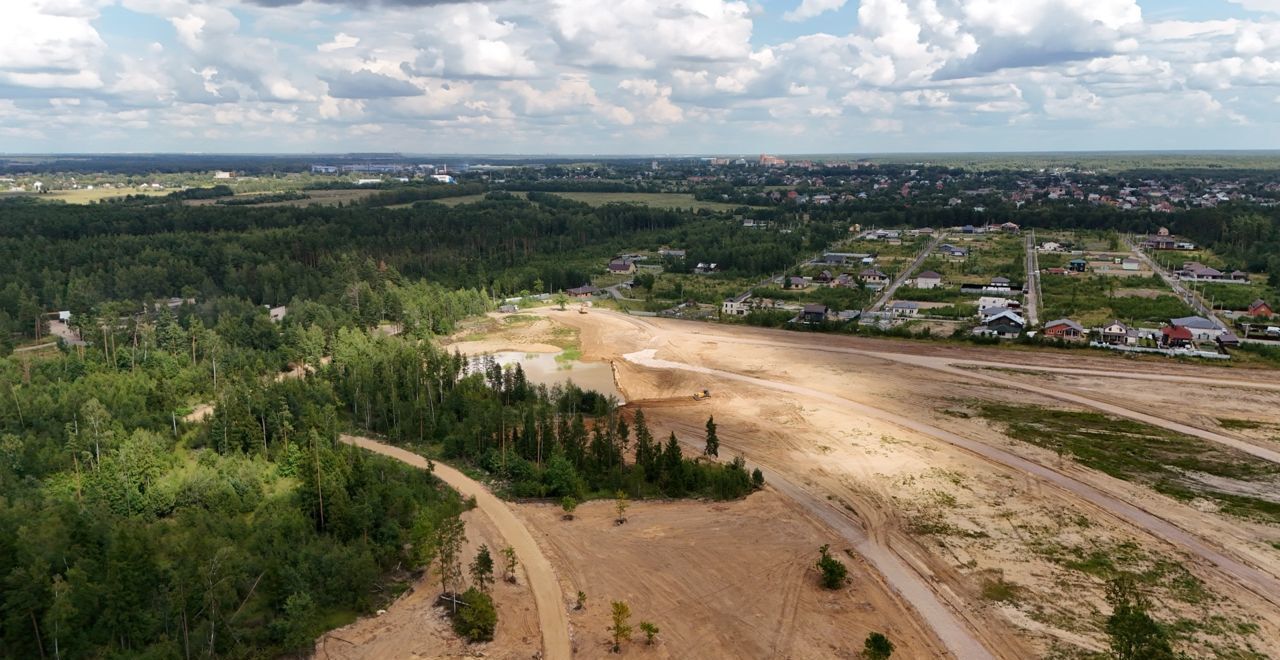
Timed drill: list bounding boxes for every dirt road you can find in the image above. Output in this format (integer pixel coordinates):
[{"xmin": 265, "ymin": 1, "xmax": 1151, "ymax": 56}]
[
  {"xmin": 458, "ymin": 307, "xmax": 1280, "ymax": 655},
  {"xmin": 624, "ymin": 347, "xmax": 1280, "ymax": 608},
  {"xmin": 695, "ymin": 335, "xmax": 1280, "ymax": 464},
  {"xmin": 339, "ymin": 434, "xmax": 572, "ymax": 660}
]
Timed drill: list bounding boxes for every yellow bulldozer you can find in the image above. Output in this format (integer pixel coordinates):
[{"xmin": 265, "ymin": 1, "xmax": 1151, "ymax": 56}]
[{"xmin": 692, "ymin": 389, "xmax": 711, "ymax": 401}]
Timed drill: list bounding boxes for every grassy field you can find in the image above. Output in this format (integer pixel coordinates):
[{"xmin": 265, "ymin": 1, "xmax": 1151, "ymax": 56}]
[
  {"xmin": 1199, "ymin": 282, "xmax": 1274, "ymax": 311},
  {"xmin": 185, "ymin": 188, "xmax": 376, "ymax": 208},
  {"xmin": 1040, "ymin": 274, "xmax": 1192, "ymax": 326},
  {"xmin": 38, "ymin": 188, "xmax": 169, "ymax": 204},
  {"xmin": 978, "ymin": 403, "xmax": 1280, "ymax": 524},
  {"xmin": 547, "ymin": 192, "xmax": 753, "ymax": 211}
]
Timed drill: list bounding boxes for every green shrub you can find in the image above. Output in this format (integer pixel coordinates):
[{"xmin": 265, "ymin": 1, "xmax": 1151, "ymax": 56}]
[{"xmin": 452, "ymin": 587, "xmax": 498, "ymax": 642}]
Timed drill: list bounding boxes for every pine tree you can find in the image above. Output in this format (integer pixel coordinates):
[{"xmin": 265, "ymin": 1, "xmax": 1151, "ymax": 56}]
[
  {"xmin": 609, "ymin": 601, "xmax": 633, "ymax": 653},
  {"xmin": 470, "ymin": 545, "xmax": 494, "ymax": 594},
  {"xmin": 704, "ymin": 415, "xmax": 719, "ymax": 457}
]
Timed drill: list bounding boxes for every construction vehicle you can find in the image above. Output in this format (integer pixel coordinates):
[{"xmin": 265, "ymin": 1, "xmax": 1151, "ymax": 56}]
[{"xmin": 693, "ymin": 389, "xmax": 711, "ymax": 401}]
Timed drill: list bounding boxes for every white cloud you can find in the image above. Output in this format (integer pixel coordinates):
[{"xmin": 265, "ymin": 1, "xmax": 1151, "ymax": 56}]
[
  {"xmin": 1228, "ymin": 0, "xmax": 1280, "ymax": 12},
  {"xmin": 0, "ymin": 0, "xmax": 106, "ymax": 89},
  {"xmin": 318, "ymin": 33, "xmax": 360, "ymax": 53},
  {"xmin": 783, "ymin": 0, "xmax": 847, "ymax": 22}
]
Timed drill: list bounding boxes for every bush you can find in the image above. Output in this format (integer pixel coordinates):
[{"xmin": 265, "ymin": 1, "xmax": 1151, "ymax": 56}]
[
  {"xmin": 816, "ymin": 544, "xmax": 848, "ymax": 589},
  {"xmin": 863, "ymin": 632, "xmax": 895, "ymax": 659},
  {"xmin": 452, "ymin": 587, "xmax": 498, "ymax": 642}
]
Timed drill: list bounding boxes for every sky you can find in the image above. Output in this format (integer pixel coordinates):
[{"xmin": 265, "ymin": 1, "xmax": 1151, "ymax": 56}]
[{"xmin": 1, "ymin": 0, "xmax": 1279, "ymax": 155}]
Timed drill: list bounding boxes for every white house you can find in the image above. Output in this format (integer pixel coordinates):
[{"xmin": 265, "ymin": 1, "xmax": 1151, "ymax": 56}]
[
  {"xmin": 978, "ymin": 297, "xmax": 1018, "ymax": 316},
  {"xmin": 889, "ymin": 301, "xmax": 920, "ymax": 317},
  {"xmin": 1121, "ymin": 258, "xmax": 1140, "ymax": 271},
  {"xmin": 913, "ymin": 271, "xmax": 943, "ymax": 289},
  {"xmin": 722, "ymin": 292, "xmax": 752, "ymax": 317}
]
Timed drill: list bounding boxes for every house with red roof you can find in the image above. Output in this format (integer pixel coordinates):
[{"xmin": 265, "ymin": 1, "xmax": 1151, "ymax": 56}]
[
  {"xmin": 1248, "ymin": 299, "xmax": 1274, "ymax": 318},
  {"xmin": 1160, "ymin": 325, "xmax": 1194, "ymax": 348}
]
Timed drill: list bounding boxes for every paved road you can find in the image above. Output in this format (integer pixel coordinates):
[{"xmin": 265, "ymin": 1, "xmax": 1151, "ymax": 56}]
[
  {"xmin": 623, "ymin": 344, "xmax": 1280, "ymax": 614},
  {"xmin": 1126, "ymin": 237, "xmax": 1227, "ymax": 331},
  {"xmin": 1022, "ymin": 232, "xmax": 1040, "ymax": 326},
  {"xmin": 339, "ymin": 435, "xmax": 573, "ymax": 660},
  {"xmin": 868, "ymin": 234, "xmax": 945, "ymax": 313}
]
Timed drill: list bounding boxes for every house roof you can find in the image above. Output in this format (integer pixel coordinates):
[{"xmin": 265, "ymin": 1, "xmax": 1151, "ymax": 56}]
[
  {"xmin": 860, "ymin": 268, "xmax": 887, "ymax": 277},
  {"xmin": 566, "ymin": 285, "xmax": 599, "ymax": 295},
  {"xmin": 1250, "ymin": 299, "xmax": 1270, "ymax": 310},
  {"xmin": 916, "ymin": 271, "xmax": 943, "ymax": 280},
  {"xmin": 990, "ymin": 276, "xmax": 1011, "ymax": 284},
  {"xmin": 986, "ymin": 310, "xmax": 1025, "ymax": 326},
  {"xmin": 1170, "ymin": 316, "xmax": 1217, "ymax": 329},
  {"xmin": 1162, "ymin": 325, "xmax": 1193, "ymax": 340},
  {"xmin": 890, "ymin": 301, "xmax": 919, "ymax": 310},
  {"xmin": 802, "ymin": 303, "xmax": 828, "ymax": 314},
  {"xmin": 1045, "ymin": 319, "xmax": 1084, "ymax": 332}
]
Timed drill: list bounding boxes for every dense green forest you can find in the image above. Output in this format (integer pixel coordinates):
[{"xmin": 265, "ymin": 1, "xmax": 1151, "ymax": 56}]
[{"xmin": 0, "ymin": 188, "xmax": 769, "ymax": 657}]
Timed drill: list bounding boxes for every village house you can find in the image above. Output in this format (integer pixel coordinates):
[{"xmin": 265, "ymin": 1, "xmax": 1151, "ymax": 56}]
[
  {"xmin": 1121, "ymin": 258, "xmax": 1141, "ymax": 271},
  {"xmin": 607, "ymin": 258, "xmax": 636, "ymax": 274},
  {"xmin": 800, "ymin": 303, "xmax": 830, "ymax": 324},
  {"xmin": 937, "ymin": 243, "xmax": 969, "ymax": 259},
  {"xmin": 722, "ymin": 292, "xmax": 752, "ymax": 317},
  {"xmin": 1169, "ymin": 315, "xmax": 1222, "ymax": 341},
  {"xmin": 1248, "ymin": 299, "xmax": 1274, "ymax": 318},
  {"xmin": 975, "ymin": 310, "xmax": 1025, "ymax": 338},
  {"xmin": 566, "ymin": 284, "xmax": 599, "ymax": 298},
  {"xmin": 1099, "ymin": 320, "xmax": 1139, "ymax": 346},
  {"xmin": 658, "ymin": 247, "xmax": 687, "ymax": 259},
  {"xmin": 1042, "ymin": 318, "xmax": 1086, "ymax": 341},
  {"xmin": 1161, "ymin": 324, "xmax": 1194, "ymax": 348},
  {"xmin": 859, "ymin": 268, "xmax": 889, "ymax": 285},
  {"xmin": 912, "ymin": 271, "xmax": 943, "ymax": 289},
  {"xmin": 1068, "ymin": 259, "xmax": 1088, "ymax": 273},
  {"xmin": 788, "ymin": 276, "xmax": 810, "ymax": 289},
  {"xmin": 988, "ymin": 276, "xmax": 1012, "ymax": 291},
  {"xmin": 889, "ymin": 301, "xmax": 920, "ymax": 317},
  {"xmin": 978, "ymin": 297, "xmax": 1020, "ymax": 317}
]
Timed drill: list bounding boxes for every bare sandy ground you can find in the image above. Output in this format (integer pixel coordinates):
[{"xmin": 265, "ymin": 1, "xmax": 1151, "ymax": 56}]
[
  {"xmin": 535, "ymin": 309, "xmax": 1280, "ymax": 657},
  {"xmin": 324, "ymin": 310, "xmax": 1280, "ymax": 658},
  {"xmin": 517, "ymin": 491, "xmax": 948, "ymax": 659},
  {"xmin": 314, "ymin": 502, "xmax": 541, "ymax": 660}
]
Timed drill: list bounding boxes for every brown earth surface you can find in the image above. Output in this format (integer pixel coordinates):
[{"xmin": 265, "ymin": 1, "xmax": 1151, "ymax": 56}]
[
  {"xmin": 543, "ymin": 309, "xmax": 1280, "ymax": 657},
  {"xmin": 323, "ymin": 308, "xmax": 1280, "ymax": 658}
]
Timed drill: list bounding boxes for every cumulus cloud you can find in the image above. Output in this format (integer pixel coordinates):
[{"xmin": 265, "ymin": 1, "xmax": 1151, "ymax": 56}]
[
  {"xmin": 323, "ymin": 70, "xmax": 421, "ymax": 98},
  {"xmin": 783, "ymin": 0, "xmax": 847, "ymax": 22},
  {"xmin": 1, "ymin": 0, "xmax": 1278, "ymax": 151}
]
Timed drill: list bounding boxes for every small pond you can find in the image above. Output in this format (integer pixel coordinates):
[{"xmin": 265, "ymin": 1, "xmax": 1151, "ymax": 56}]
[{"xmin": 468, "ymin": 351, "xmax": 624, "ymax": 402}]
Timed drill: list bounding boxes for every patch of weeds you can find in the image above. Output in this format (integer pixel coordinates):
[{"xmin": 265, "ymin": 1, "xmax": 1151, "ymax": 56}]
[
  {"xmin": 980, "ymin": 576, "xmax": 1022, "ymax": 603},
  {"xmin": 978, "ymin": 403, "xmax": 1280, "ymax": 524},
  {"xmin": 1217, "ymin": 417, "xmax": 1268, "ymax": 431},
  {"xmin": 929, "ymin": 489, "xmax": 958, "ymax": 508}
]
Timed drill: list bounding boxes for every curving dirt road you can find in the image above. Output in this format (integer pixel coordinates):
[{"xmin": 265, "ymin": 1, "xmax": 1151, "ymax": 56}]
[{"xmin": 339, "ymin": 434, "xmax": 572, "ymax": 660}]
